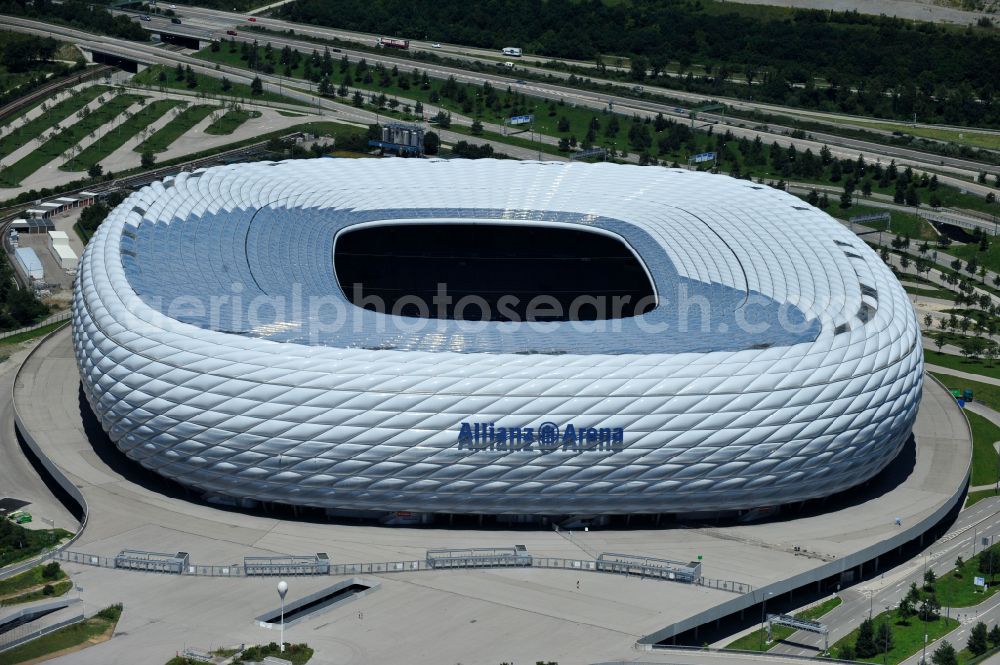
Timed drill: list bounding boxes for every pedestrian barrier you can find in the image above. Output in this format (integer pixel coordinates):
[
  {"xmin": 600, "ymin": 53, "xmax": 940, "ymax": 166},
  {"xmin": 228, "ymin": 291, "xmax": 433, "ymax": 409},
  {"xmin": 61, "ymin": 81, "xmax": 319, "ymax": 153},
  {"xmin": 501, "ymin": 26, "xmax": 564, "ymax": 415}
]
[{"xmin": 52, "ymin": 548, "xmax": 752, "ymax": 593}]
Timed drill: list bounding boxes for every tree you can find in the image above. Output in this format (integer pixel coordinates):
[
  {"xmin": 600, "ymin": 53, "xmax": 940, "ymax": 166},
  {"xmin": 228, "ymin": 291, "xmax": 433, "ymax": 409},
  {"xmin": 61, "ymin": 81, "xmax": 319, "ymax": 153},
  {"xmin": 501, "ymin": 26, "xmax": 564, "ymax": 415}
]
[
  {"xmin": 932, "ymin": 640, "xmax": 958, "ymax": 665},
  {"xmin": 41, "ymin": 562, "xmax": 60, "ymax": 580},
  {"xmin": 855, "ymin": 618, "xmax": 878, "ymax": 658},
  {"xmin": 956, "ymin": 555, "xmax": 965, "ymax": 575},
  {"xmin": 806, "ymin": 189, "xmax": 819, "ymax": 206},
  {"xmin": 989, "ymin": 624, "xmax": 1000, "ymax": 648},
  {"xmin": 920, "ymin": 595, "xmax": 941, "ymax": 621},
  {"xmin": 423, "ymin": 131, "xmax": 440, "ymax": 155},
  {"xmin": 838, "ymin": 644, "xmax": 856, "ymax": 660},
  {"xmin": 969, "ymin": 622, "xmax": 990, "ymax": 656},
  {"xmin": 876, "ymin": 621, "xmax": 894, "ymax": 654},
  {"xmin": 250, "ymin": 76, "xmax": 263, "ymax": 96},
  {"xmin": 221, "ymin": 77, "xmax": 232, "ymax": 92},
  {"xmin": 471, "ymin": 118, "xmax": 483, "ymax": 135},
  {"xmin": 140, "ymin": 150, "xmax": 156, "ymax": 169},
  {"xmin": 898, "ymin": 596, "xmax": 916, "ymax": 625},
  {"xmin": 87, "ymin": 163, "xmax": 103, "ymax": 178},
  {"xmin": 979, "ymin": 548, "xmax": 1000, "ymax": 581}
]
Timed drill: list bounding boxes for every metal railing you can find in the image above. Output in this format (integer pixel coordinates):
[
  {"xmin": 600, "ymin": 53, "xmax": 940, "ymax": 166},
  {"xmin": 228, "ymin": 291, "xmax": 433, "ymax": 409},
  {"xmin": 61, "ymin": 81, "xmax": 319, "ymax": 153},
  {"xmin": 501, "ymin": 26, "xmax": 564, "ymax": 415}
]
[
  {"xmin": 0, "ymin": 311, "xmax": 70, "ymax": 341},
  {"xmin": 52, "ymin": 548, "xmax": 752, "ymax": 593}
]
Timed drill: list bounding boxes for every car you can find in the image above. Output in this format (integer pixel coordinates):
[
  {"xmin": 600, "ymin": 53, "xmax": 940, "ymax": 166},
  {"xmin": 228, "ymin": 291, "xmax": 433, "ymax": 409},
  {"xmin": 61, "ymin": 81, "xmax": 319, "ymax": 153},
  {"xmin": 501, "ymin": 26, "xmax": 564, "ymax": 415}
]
[
  {"xmin": 171, "ymin": 17, "xmax": 181, "ymax": 23},
  {"xmin": 515, "ymin": 79, "xmax": 526, "ymax": 84},
  {"xmin": 431, "ymin": 43, "xmax": 441, "ymax": 48},
  {"xmin": 247, "ymin": 16, "xmax": 257, "ymax": 21},
  {"xmin": 226, "ymin": 29, "xmax": 237, "ymax": 35},
  {"xmin": 141, "ymin": 15, "xmax": 151, "ymax": 21}
]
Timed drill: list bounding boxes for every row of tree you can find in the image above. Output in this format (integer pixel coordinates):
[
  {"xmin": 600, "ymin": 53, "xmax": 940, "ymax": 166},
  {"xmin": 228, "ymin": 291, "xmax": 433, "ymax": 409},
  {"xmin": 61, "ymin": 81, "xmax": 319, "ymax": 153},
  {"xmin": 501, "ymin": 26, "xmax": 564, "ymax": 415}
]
[
  {"xmin": 279, "ymin": 0, "xmax": 1000, "ymax": 126},
  {"xmin": 0, "ymin": 0, "xmax": 148, "ymax": 42}
]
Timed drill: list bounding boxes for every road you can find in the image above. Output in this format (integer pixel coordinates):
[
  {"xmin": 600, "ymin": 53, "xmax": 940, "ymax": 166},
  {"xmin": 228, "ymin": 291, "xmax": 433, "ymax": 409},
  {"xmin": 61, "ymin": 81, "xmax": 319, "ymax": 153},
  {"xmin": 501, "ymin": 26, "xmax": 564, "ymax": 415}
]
[
  {"xmin": 0, "ymin": 340, "xmax": 76, "ymax": 535},
  {"xmin": 768, "ymin": 495, "xmax": 1000, "ymax": 656},
  {"xmin": 99, "ymin": 8, "xmax": 1000, "ymax": 189},
  {"xmin": 131, "ymin": 6, "xmax": 1000, "ymax": 179},
  {"xmin": 1, "ymin": 17, "xmax": 564, "ymax": 165}
]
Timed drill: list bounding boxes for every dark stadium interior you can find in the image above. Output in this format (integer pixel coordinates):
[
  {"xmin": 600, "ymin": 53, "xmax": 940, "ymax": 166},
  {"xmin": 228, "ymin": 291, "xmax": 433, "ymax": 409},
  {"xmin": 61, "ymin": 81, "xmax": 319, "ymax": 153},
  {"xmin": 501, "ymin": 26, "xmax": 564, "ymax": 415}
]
[{"xmin": 334, "ymin": 223, "xmax": 656, "ymax": 321}]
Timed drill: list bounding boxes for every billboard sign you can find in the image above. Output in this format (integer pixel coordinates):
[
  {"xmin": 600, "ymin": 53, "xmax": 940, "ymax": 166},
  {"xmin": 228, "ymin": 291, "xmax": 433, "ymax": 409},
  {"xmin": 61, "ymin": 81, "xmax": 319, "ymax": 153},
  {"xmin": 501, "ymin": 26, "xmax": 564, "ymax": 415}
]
[
  {"xmin": 509, "ymin": 115, "xmax": 534, "ymax": 126},
  {"xmin": 975, "ymin": 576, "xmax": 986, "ymax": 587},
  {"xmin": 690, "ymin": 152, "xmax": 717, "ymax": 164}
]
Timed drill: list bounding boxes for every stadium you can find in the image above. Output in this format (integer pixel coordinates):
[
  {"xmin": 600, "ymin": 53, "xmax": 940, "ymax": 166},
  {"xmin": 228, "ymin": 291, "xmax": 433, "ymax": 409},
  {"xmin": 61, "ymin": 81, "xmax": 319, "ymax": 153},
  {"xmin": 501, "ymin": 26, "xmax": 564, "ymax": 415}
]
[{"xmin": 71, "ymin": 158, "xmax": 923, "ymax": 520}]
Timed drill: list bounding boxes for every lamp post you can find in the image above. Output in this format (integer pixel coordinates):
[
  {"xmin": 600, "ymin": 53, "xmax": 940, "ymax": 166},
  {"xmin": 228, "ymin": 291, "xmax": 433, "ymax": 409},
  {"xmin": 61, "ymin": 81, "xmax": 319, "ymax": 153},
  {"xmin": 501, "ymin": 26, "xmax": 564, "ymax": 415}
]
[
  {"xmin": 277, "ymin": 580, "xmax": 288, "ymax": 653},
  {"xmin": 759, "ymin": 591, "xmax": 773, "ymax": 651},
  {"xmin": 883, "ymin": 605, "xmax": 891, "ymax": 665}
]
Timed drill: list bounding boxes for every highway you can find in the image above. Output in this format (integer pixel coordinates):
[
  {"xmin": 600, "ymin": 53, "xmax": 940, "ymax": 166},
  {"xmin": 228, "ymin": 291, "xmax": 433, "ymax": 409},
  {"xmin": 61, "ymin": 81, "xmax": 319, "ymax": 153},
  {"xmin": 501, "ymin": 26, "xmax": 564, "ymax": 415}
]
[
  {"xmin": 129, "ymin": 5, "xmax": 1000, "ymax": 181},
  {"xmin": 0, "ymin": 17, "xmax": 561, "ymax": 164},
  {"xmin": 6, "ymin": 13, "xmax": 996, "ymax": 212}
]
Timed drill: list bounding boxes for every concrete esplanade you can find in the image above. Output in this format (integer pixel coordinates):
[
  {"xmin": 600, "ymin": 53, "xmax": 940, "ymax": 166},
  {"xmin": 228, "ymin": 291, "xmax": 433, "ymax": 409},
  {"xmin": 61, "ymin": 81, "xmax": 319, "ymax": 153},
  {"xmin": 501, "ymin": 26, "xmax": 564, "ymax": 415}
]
[{"xmin": 7, "ymin": 321, "xmax": 973, "ymax": 664}]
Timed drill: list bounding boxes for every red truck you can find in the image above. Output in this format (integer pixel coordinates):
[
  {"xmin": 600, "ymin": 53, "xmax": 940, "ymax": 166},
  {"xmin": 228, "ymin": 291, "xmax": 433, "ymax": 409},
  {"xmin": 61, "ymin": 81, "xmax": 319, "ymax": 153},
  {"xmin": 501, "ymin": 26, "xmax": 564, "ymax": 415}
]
[{"xmin": 376, "ymin": 37, "xmax": 409, "ymax": 50}]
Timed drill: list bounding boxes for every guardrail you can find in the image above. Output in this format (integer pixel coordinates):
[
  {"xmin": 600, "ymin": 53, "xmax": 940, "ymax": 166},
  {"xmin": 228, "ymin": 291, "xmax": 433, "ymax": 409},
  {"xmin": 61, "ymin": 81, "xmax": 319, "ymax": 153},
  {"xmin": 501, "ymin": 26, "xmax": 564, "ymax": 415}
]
[
  {"xmin": 0, "ymin": 311, "xmax": 71, "ymax": 341},
  {"xmin": 51, "ymin": 548, "xmax": 752, "ymax": 593}
]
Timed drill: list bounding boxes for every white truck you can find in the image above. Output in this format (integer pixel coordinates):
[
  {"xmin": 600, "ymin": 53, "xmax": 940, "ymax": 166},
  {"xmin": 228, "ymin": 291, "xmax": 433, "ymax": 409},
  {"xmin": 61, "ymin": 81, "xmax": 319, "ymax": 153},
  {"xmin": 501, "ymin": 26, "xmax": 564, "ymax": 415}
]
[{"xmin": 501, "ymin": 46, "xmax": 522, "ymax": 57}]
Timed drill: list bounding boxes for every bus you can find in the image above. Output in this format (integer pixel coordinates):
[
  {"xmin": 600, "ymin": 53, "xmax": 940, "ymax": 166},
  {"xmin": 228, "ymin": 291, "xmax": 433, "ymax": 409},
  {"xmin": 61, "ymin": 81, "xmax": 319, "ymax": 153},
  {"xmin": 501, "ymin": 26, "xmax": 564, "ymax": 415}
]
[{"xmin": 502, "ymin": 47, "xmax": 522, "ymax": 57}]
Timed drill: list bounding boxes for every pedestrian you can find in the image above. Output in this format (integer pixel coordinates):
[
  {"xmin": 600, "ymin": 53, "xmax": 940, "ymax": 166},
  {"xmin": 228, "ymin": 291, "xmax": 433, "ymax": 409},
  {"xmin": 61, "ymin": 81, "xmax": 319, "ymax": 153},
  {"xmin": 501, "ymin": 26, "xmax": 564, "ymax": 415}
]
[{"xmin": 576, "ymin": 580, "xmax": 580, "ymax": 590}]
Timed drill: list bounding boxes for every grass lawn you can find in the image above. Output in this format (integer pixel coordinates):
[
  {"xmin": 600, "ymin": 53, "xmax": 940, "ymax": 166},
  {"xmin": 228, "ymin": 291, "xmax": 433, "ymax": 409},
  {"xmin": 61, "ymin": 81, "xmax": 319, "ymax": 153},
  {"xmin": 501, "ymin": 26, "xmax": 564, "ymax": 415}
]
[
  {"xmin": 195, "ymin": 42, "xmax": 630, "ymax": 149},
  {"xmin": 61, "ymin": 99, "xmax": 181, "ymax": 171},
  {"xmin": 967, "ymin": 488, "xmax": 999, "ymax": 507},
  {"xmin": 924, "ymin": 350, "xmax": 1000, "ymax": 382},
  {"xmin": 964, "ymin": 411, "xmax": 1000, "ymax": 487},
  {"xmin": 0, "ymin": 563, "xmax": 67, "ymax": 598},
  {"xmin": 0, "ymin": 604, "xmax": 122, "ymax": 665},
  {"xmin": 0, "ymin": 93, "xmax": 144, "ymax": 187},
  {"xmin": 947, "ymin": 241, "xmax": 1000, "ymax": 282},
  {"xmin": 0, "ymin": 320, "xmax": 68, "ymax": 345},
  {"xmin": 204, "ymin": 109, "xmax": 262, "ymax": 135},
  {"xmin": 829, "ymin": 204, "xmax": 937, "ymax": 240},
  {"xmin": 133, "ymin": 64, "xmax": 308, "ymax": 108},
  {"xmin": 842, "ymin": 119, "xmax": 1000, "ymax": 153},
  {"xmin": 933, "ymin": 543, "xmax": 1000, "ymax": 607},
  {"xmin": 831, "ymin": 609, "xmax": 958, "ymax": 663},
  {"xmin": 1, "ymin": 579, "xmax": 72, "ymax": 606},
  {"xmin": 931, "ymin": 373, "xmax": 1000, "ymax": 413},
  {"xmin": 725, "ymin": 596, "xmax": 842, "ymax": 651},
  {"xmin": 0, "ymin": 522, "xmax": 73, "ymax": 568},
  {"xmin": 446, "ymin": 124, "xmax": 565, "ymax": 158},
  {"xmin": 135, "ymin": 104, "xmax": 218, "ymax": 153},
  {"xmin": 905, "ymin": 285, "xmax": 957, "ymax": 300},
  {"xmin": 234, "ymin": 642, "xmax": 313, "ymax": 665},
  {"xmin": 0, "ymin": 86, "xmax": 108, "ymax": 161}
]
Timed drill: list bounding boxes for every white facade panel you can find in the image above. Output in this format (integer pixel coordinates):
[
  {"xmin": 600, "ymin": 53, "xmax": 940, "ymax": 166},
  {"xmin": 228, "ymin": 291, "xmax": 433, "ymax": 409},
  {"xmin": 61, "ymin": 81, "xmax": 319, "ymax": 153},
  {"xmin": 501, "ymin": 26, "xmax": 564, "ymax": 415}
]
[{"xmin": 71, "ymin": 159, "xmax": 923, "ymax": 515}]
